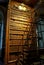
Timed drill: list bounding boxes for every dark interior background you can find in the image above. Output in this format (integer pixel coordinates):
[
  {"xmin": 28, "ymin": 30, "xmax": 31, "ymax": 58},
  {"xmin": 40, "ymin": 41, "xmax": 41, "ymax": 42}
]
[{"xmin": 0, "ymin": 0, "xmax": 44, "ymax": 63}]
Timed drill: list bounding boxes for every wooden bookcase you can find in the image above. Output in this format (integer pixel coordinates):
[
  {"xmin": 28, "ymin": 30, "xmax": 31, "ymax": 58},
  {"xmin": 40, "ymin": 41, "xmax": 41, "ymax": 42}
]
[{"xmin": 5, "ymin": 0, "xmax": 39, "ymax": 65}]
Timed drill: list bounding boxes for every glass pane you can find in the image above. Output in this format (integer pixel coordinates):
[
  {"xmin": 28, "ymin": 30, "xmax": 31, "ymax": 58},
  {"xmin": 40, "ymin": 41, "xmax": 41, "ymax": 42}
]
[
  {"xmin": 0, "ymin": 11, "xmax": 3, "ymax": 57},
  {"xmin": 37, "ymin": 18, "xmax": 44, "ymax": 49},
  {"xmin": 39, "ymin": 40, "xmax": 43, "ymax": 48}
]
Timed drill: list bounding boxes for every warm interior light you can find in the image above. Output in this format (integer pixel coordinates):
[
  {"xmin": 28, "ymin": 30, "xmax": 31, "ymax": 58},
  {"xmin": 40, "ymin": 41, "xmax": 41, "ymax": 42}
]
[
  {"xmin": 18, "ymin": 3, "xmax": 27, "ymax": 11},
  {"xmin": 18, "ymin": 6, "xmax": 26, "ymax": 11}
]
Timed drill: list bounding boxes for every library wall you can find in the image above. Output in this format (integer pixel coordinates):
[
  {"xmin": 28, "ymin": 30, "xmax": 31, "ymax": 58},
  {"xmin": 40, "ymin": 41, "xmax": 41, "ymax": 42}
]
[{"xmin": 5, "ymin": 1, "xmax": 37, "ymax": 65}]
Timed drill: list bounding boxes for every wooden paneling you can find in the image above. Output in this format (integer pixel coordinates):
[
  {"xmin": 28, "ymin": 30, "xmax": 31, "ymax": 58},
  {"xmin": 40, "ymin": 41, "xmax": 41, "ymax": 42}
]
[{"xmin": 5, "ymin": 0, "xmax": 37, "ymax": 65}]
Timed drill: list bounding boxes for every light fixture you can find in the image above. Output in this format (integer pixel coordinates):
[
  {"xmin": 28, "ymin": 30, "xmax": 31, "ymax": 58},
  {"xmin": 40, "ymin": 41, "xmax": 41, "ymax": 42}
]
[{"xmin": 18, "ymin": 3, "xmax": 27, "ymax": 11}]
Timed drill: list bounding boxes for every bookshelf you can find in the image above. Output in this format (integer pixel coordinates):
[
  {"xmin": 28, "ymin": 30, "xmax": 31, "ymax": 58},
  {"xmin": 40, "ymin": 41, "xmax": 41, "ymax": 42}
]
[{"xmin": 5, "ymin": 0, "xmax": 39, "ymax": 65}]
